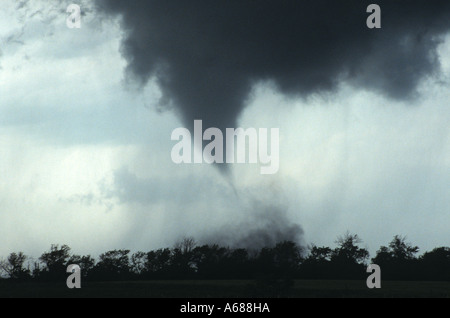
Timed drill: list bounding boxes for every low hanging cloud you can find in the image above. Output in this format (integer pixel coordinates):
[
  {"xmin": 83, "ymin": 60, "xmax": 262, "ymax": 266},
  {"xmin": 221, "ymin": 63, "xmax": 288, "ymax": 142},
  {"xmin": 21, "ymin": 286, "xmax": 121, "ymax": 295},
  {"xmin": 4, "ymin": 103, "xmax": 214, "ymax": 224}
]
[{"xmin": 94, "ymin": 0, "xmax": 450, "ymax": 133}]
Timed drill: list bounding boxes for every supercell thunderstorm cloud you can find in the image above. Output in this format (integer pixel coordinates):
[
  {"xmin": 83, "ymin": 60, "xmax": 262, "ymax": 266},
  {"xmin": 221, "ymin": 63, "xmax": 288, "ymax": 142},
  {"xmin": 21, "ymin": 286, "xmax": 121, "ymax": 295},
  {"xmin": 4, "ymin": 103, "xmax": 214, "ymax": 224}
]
[
  {"xmin": 95, "ymin": 0, "xmax": 450, "ymax": 130},
  {"xmin": 0, "ymin": 0, "xmax": 449, "ymax": 259}
]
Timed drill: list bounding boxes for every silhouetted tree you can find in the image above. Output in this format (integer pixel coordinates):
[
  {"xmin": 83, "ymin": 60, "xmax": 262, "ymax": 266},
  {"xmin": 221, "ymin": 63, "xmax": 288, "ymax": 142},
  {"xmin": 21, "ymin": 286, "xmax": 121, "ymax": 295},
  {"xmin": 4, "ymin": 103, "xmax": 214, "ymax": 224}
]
[
  {"xmin": 308, "ymin": 246, "xmax": 332, "ymax": 262},
  {"xmin": 170, "ymin": 247, "xmax": 195, "ymax": 279},
  {"xmin": 332, "ymin": 233, "xmax": 369, "ymax": 263},
  {"xmin": 226, "ymin": 248, "xmax": 251, "ymax": 279},
  {"xmin": 131, "ymin": 251, "xmax": 146, "ymax": 276},
  {"xmin": 174, "ymin": 237, "xmax": 196, "ymax": 255},
  {"xmin": 300, "ymin": 245, "xmax": 333, "ymax": 279},
  {"xmin": 255, "ymin": 241, "xmax": 303, "ymax": 278},
  {"xmin": 39, "ymin": 244, "xmax": 71, "ymax": 281},
  {"xmin": 31, "ymin": 261, "xmax": 42, "ymax": 279},
  {"xmin": 1, "ymin": 235, "xmax": 448, "ymax": 283},
  {"xmin": 91, "ymin": 249, "xmax": 131, "ymax": 281},
  {"xmin": 191, "ymin": 244, "xmax": 228, "ymax": 279},
  {"xmin": 330, "ymin": 233, "xmax": 369, "ymax": 279},
  {"xmin": 68, "ymin": 254, "xmax": 95, "ymax": 279},
  {"xmin": 145, "ymin": 248, "xmax": 171, "ymax": 278},
  {"xmin": 0, "ymin": 252, "xmax": 31, "ymax": 280},
  {"xmin": 389, "ymin": 235, "xmax": 419, "ymax": 260},
  {"xmin": 419, "ymin": 247, "xmax": 450, "ymax": 281},
  {"xmin": 372, "ymin": 235, "xmax": 419, "ymax": 280},
  {"xmin": 247, "ymin": 241, "xmax": 303, "ymax": 297},
  {"xmin": 272, "ymin": 241, "xmax": 303, "ymax": 276},
  {"xmin": 372, "ymin": 246, "xmax": 391, "ymax": 266}
]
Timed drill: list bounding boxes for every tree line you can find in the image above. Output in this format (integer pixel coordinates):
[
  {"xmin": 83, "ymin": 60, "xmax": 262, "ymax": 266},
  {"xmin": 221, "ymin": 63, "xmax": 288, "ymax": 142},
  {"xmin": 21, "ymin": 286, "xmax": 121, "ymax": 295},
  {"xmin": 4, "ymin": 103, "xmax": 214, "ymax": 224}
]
[{"xmin": 1, "ymin": 233, "xmax": 449, "ymax": 282}]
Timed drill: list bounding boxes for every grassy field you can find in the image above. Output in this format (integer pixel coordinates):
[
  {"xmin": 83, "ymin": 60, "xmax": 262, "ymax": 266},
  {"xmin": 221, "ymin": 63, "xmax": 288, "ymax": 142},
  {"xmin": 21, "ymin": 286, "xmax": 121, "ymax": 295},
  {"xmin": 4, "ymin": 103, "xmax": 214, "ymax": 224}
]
[{"xmin": 1, "ymin": 279, "xmax": 449, "ymax": 298}]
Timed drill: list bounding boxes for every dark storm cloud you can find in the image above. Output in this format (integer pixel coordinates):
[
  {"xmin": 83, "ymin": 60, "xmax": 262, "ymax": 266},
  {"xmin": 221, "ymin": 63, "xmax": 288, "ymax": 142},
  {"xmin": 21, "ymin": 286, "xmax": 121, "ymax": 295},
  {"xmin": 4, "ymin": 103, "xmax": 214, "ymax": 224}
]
[{"xmin": 95, "ymin": 0, "xmax": 450, "ymax": 132}]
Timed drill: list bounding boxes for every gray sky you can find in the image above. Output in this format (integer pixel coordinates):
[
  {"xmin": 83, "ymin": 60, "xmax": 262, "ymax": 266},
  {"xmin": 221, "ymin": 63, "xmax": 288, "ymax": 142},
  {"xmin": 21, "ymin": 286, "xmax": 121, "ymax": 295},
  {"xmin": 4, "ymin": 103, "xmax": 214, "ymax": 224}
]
[{"xmin": 0, "ymin": 0, "xmax": 449, "ymax": 259}]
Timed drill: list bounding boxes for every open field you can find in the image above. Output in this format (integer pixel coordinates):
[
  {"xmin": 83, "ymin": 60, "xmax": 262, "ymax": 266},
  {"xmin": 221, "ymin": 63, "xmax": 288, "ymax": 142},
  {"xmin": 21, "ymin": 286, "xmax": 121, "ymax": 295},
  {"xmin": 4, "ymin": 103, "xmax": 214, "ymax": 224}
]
[{"xmin": 1, "ymin": 279, "xmax": 449, "ymax": 298}]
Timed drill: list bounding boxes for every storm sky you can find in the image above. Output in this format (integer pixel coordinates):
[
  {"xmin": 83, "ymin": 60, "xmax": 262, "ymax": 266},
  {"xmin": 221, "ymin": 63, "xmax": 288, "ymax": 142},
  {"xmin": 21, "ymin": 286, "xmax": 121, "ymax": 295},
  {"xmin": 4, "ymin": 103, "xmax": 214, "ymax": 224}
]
[{"xmin": 0, "ymin": 0, "xmax": 449, "ymax": 259}]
